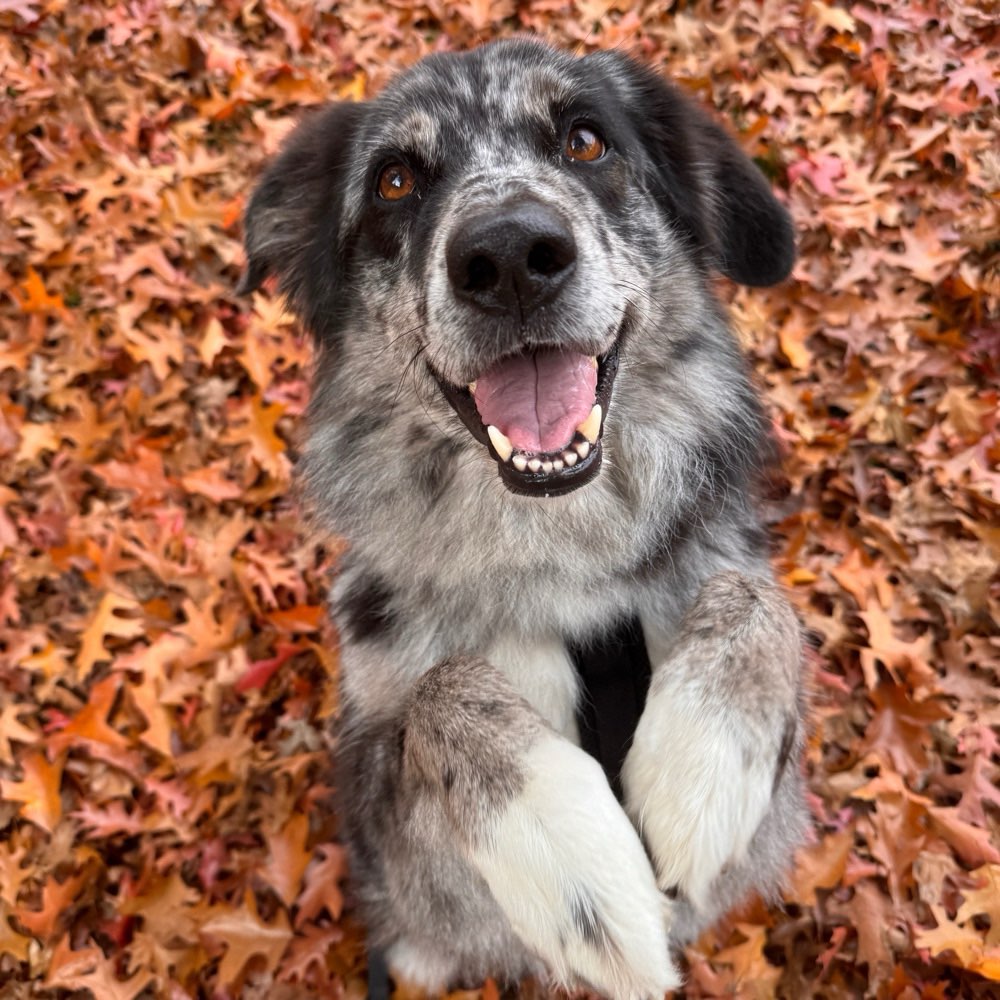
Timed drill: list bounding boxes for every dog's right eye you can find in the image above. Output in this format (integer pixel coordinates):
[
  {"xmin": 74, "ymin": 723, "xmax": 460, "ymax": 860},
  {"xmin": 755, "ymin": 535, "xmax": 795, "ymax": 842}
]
[
  {"xmin": 565, "ymin": 125, "xmax": 606, "ymax": 163},
  {"xmin": 377, "ymin": 163, "xmax": 416, "ymax": 201}
]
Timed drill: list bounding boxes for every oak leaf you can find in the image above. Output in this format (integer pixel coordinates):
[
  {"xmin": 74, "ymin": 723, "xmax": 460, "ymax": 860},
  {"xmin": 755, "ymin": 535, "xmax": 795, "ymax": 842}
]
[
  {"xmin": 45, "ymin": 934, "xmax": 154, "ymax": 1000},
  {"xmin": 75, "ymin": 592, "xmax": 145, "ymax": 678},
  {"xmin": 200, "ymin": 889, "xmax": 293, "ymax": 987},
  {"xmin": 295, "ymin": 842, "xmax": 346, "ymax": 928},
  {"xmin": 1, "ymin": 749, "xmax": 63, "ymax": 833},
  {"xmin": 47, "ymin": 674, "xmax": 130, "ymax": 755},
  {"xmin": 0, "ymin": 700, "xmax": 37, "ymax": 763},
  {"xmin": 261, "ymin": 813, "xmax": 311, "ymax": 907},
  {"xmin": 956, "ymin": 865, "xmax": 1000, "ymax": 948},
  {"xmin": 17, "ymin": 867, "xmax": 87, "ymax": 940},
  {"xmin": 0, "ymin": 900, "xmax": 31, "ymax": 962}
]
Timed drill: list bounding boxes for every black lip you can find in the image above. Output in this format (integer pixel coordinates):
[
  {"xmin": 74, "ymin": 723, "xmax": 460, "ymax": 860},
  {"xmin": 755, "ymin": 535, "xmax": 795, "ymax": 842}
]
[{"xmin": 432, "ymin": 331, "xmax": 623, "ymax": 498}]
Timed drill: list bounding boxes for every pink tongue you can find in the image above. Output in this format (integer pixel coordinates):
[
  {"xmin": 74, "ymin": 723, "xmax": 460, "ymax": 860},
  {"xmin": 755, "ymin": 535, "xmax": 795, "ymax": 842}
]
[{"xmin": 473, "ymin": 349, "xmax": 597, "ymax": 454}]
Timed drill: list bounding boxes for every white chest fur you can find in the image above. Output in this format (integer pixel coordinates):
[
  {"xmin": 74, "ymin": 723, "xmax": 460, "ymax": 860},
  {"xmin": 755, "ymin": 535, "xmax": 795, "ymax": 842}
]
[{"xmin": 485, "ymin": 634, "xmax": 580, "ymax": 743}]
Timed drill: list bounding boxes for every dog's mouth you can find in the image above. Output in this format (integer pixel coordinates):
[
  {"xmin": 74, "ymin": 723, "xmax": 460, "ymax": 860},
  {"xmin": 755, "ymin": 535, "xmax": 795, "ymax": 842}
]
[{"xmin": 433, "ymin": 335, "xmax": 621, "ymax": 498}]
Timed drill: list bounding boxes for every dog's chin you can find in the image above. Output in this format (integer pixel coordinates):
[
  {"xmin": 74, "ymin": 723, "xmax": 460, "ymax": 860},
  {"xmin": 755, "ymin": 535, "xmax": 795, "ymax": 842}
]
[{"xmin": 431, "ymin": 322, "xmax": 624, "ymax": 498}]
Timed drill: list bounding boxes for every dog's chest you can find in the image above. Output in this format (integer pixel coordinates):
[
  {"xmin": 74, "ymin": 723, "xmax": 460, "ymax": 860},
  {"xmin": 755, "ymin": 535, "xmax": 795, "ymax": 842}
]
[
  {"xmin": 484, "ymin": 634, "xmax": 581, "ymax": 741},
  {"xmin": 485, "ymin": 617, "xmax": 653, "ymax": 797}
]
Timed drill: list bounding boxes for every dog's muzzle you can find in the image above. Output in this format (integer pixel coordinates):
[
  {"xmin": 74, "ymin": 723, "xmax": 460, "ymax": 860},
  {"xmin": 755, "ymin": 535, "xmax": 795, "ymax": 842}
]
[{"xmin": 431, "ymin": 199, "xmax": 624, "ymax": 497}]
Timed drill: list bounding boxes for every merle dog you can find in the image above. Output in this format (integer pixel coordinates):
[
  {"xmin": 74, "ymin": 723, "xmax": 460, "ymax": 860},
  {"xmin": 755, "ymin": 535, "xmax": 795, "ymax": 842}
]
[{"xmin": 240, "ymin": 38, "xmax": 807, "ymax": 1000}]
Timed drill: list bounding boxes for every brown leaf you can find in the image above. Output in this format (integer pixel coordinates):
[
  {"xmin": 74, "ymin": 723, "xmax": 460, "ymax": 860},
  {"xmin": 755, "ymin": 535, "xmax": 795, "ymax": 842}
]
[
  {"xmin": 789, "ymin": 827, "xmax": 853, "ymax": 905},
  {"xmin": 261, "ymin": 813, "xmax": 311, "ymax": 907},
  {"xmin": 296, "ymin": 843, "xmax": 346, "ymax": 928},
  {"xmin": 200, "ymin": 890, "xmax": 292, "ymax": 987}
]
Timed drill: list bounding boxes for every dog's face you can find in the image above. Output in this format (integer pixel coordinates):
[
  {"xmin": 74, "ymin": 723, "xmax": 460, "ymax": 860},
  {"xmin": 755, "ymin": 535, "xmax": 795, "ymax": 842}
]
[{"xmin": 240, "ymin": 40, "xmax": 793, "ymax": 501}]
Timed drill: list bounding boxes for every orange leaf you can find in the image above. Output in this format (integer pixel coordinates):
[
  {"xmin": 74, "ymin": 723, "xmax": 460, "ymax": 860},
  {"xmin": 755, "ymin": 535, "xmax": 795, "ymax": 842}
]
[
  {"xmin": 1, "ymin": 750, "xmax": 63, "ymax": 833},
  {"xmin": 261, "ymin": 813, "xmax": 311, "ymax": 906},
  {"xmin": 75, "ymin": 592, "xmax": 145, "ymax": 678},
  {"xmin": 0, "ymin": 699, "xmax": 38, "ymax": 763},
  {"xmin": 48, "ymin": 674, "xmax": 129, "ymax": 754},
  {"xmin": 790, "ymin": 827, "xmax": 853, "ymax": 905},
  {"xmin": 181, "ymin": 463, "xmax": 243, "ymax": 502},
  {"xmin": 10, "ymin": 266, "xmax": 64, "ymax": 312},
  {"xmin": 858, "ymin": 601, "xmax": 935, "ymax": 689},
  {"xmin": 17, "ymin": 869, "xmax": 86, "ymax": 939}
]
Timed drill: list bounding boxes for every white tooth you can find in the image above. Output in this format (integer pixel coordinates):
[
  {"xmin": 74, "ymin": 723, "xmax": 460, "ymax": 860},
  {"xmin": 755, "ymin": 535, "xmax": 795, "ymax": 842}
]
[
  {"xmin": 588, "ymin": 356, "xmax": 598, "ymax": 370},
  {"xmin": 541, "ymin": 460, "xmax": 553, "ymax": 473},
  {"xmin": 487, "ymin": 425, "xmax": 513, "ymax": 462},
  {"xmin": 577, "ymin": 404, "xmax": 602, "ymax": 444},
  {"xmin": 528, "ymin": 458, "xmax": 542, "ymax": 473},
  {"xmin": 563, "ymin": 451, "xmax": 578, "ymax": 467},
  {"xmin": 468, "ymin": 381, "xmax": 477, "ymax": 395},
  {"xmin": 553, "ymin": 459, "xmax": 564, "ymax": 471},
  {"xmin": 512, "ymin": 454, "xmax": 527, "ymax": 472},
  {"xmin": 575, "ymin": 440, "xmax": 590, "ymax": 459}
]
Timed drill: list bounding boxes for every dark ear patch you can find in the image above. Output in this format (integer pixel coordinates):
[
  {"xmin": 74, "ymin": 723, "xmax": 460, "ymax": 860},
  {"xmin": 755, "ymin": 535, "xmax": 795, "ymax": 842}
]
[
  {"xmin": 238, "ymin": 101, "xmax": 367, "ymax": 333},
  {"xmin": 691, "ymin": 115, "xmax": 796, "ymax": 287},
  {"xmin": 590, "ymin": 52, "xmax": 795, "ymax": 287}
]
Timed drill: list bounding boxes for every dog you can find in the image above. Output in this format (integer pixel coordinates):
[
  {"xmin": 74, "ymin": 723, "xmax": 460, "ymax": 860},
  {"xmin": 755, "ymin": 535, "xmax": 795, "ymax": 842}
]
[{"xmin": 239, "ymin": 38, "xmax": 808, "ymax": 999}]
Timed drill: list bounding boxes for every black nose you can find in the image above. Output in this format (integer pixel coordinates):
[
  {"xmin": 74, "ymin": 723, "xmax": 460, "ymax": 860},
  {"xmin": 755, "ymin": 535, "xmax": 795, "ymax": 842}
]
[{"xmin": 446, "ymin": 200, "xmax": 577, "ymax": 319}]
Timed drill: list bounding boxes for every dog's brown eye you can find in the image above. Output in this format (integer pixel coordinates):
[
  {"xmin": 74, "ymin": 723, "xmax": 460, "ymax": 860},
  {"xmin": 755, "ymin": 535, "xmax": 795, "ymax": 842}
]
[
  {"xmin": 565, "ymin": 126, "xmax": 605, "ymax": 162},
  {"xmin": 378, "ymin": 163, "xmax": 416, "ymax": 201}
]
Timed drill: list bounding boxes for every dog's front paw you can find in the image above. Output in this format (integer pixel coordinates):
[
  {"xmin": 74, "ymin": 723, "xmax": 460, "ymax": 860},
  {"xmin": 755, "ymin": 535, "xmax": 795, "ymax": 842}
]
[
  {"xmin": 468, "ymin": 733, "xmax": 679, "ymax": 1000},
  {"xmin": 622, "ymin": 688, "xmax": 782, "ymax": 911},
  {"xmin": 624, "ymin": 573, "xmax": 801, "ymax": 911}
]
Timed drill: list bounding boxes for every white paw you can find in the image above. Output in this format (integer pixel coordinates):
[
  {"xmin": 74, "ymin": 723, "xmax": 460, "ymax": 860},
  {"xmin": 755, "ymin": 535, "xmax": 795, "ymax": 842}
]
[
  {"xmin": 622, "ymin": 681, "xmax": 778, "ymax": 911},
  {"xmin": 467, "ymin": 733, "xmax": 679, "ymax": 1000}
]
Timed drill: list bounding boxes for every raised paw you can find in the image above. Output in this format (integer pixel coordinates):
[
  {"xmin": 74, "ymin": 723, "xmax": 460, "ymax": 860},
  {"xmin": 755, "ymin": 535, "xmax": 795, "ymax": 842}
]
[
  {"xmin": 470, "ymin": 733, "xmax": 679, "ymax": 1000},
  {"xmin": 405, "ymin": 657, "xmax": 679, "ymax": 1000},
  {"xmin": 623, "ymin": 572, "xmax": 802, "ymax": 912}
]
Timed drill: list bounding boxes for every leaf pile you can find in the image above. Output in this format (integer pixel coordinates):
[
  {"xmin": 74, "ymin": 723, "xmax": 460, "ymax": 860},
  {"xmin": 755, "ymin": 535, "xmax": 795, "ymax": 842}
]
[{"xmin": 1, "ymin": 1, "xmax": 998, "ymax": 998}]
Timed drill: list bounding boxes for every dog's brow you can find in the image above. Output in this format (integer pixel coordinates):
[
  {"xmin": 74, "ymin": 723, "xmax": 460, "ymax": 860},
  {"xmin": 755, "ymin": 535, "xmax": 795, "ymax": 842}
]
[
  {"xmin": 489, "ymin": 65, "xmax": 577, "ymax": 124},
  {"xmin": 381, "ymin": 111, "xmax": 441, "ymax": 160}
]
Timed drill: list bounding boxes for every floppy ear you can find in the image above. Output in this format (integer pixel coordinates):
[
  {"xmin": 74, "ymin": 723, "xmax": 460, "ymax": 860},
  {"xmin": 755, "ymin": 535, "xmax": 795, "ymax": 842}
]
[
  {"xmin": 689, "ymin": 112, "xmax": 796, "ymax": 287},
  {"xmin": 589, "ymin": 53, "xmax": 795, "ymax": 287},
  {"xmin": 238, "ymin": 101, "xmax": 368, "ymax": 332}
]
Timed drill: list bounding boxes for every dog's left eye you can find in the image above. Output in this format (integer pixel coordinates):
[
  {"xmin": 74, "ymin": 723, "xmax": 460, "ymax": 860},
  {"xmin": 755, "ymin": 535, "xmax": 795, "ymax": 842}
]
[
  {"xmin": 565, "ymin": 125, "xmax": 606, "ymax": 162},
  {"xmin": 377, "ymin": 163, "xmax": 416, "ymax": 201}
]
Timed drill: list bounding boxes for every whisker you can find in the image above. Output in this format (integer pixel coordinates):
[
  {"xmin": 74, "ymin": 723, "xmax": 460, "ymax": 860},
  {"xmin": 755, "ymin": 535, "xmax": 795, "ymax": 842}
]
[{"xmin": 388, "ymin": 343, "xmax": 428, "ymax": 419}]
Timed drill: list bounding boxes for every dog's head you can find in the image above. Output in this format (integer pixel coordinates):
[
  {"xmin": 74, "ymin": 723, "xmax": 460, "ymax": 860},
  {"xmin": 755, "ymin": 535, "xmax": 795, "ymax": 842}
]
[{"xmin": 240, "ymin": 40, "xmax": 793, "ymax": 500}]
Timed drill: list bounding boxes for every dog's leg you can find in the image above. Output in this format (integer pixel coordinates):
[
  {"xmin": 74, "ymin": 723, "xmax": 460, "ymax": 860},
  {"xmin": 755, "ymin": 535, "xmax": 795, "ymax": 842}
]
[
  {"xmin": 344, "ymin": 654, "xmax": 679, "ymax": 1000},
  {"xmin": 622, "ymin": 571, "xmax": 804, "ymax": 920}
]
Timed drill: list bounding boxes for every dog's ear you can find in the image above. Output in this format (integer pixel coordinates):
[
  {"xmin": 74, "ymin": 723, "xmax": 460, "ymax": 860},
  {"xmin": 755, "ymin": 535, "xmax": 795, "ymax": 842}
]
[
  {"xmin": 237, "ymin": 101, "xmax": 367, "ymax": 311},
  {"xmin": 686, "ymin": 111, "xmax": 796, "ymax": 287},
  {"xmin": 590, "ymin": 53, "xmax": 795, "ymax": 287}
]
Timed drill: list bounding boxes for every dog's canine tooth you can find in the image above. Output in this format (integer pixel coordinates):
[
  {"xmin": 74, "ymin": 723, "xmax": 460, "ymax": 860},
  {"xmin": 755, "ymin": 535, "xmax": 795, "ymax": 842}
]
[
  {"xmin": 574, "ymin": 440, "xmax": 590, "ymax": 459},
  {"xmin": 527, "ymin": 457, "xmax": 542, "ymax": 473},
  {"xmin": 512, "ymin": 453, "xmax": 528, "ymax": 472},
  {"xmin": 577, "ymin": 404, "xmax": 602, "ymax": 445},
  {"xmin": 563, "ymin": 451, "xmax": 578, "ymax": 467},
  {"xmin": 487, "ymin": 425, "xmax": 513, "ymax": 462},
  {"xmin": 588, "ymin": 356, "xmax": 598, "ymax": 370}
]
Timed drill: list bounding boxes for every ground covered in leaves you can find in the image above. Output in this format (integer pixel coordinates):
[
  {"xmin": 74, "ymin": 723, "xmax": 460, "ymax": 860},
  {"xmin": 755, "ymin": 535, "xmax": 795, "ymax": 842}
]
[{"xmin": 0, "ymin": 0, "xmax": 998, "ymax": 997}]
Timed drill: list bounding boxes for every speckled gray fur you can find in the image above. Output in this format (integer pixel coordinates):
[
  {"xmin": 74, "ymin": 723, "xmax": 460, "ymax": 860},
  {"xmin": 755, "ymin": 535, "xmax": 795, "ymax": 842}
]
[{"xmin": 241, "ymin": 38, "xmax": 808, "ymax": 998}]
